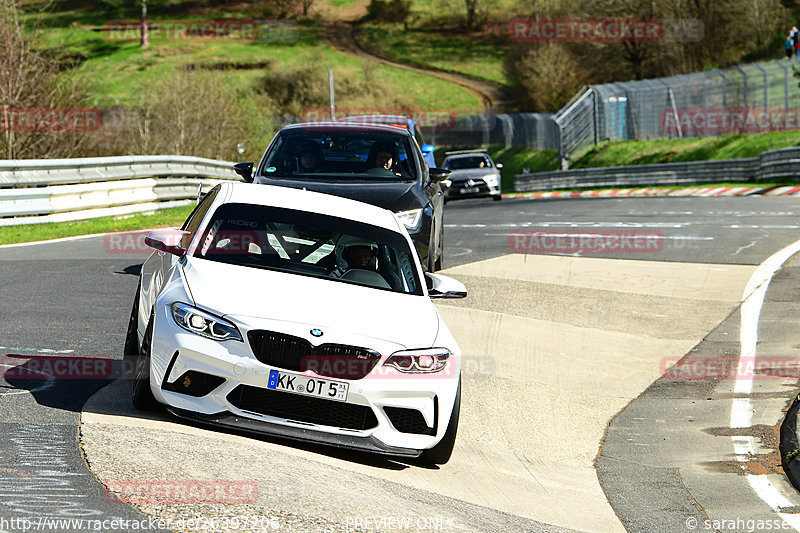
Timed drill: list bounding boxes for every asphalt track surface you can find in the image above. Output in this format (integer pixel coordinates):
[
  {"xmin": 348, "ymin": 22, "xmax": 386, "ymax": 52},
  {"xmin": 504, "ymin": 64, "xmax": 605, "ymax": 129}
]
[{"xmin": 2, "ymin": 195, "xmax": 800, "ymax": 532}]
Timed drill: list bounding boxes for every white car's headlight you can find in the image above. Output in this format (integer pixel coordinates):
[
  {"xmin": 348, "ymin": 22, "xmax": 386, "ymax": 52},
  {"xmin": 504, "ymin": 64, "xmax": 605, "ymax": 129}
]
[
  {"xmin": 171, "ymin": 302, "xmax": 242, "ymax": 342},
  {"xmin": 396, "ymin": 209, "xmax": 423, "ymax": 231},
  {"xmin": 384, "ymin": 348, "xmax": 450, "ymax": 373},
  {"xmin": 483, "ymin": 173, "xmax": 499, "ymax": 184}
]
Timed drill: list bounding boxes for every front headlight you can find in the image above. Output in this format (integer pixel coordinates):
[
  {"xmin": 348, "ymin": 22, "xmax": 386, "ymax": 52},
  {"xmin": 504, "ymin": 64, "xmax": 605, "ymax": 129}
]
[
  {"xmin": 483, "ymin": 173, "xmax": 499, "ymax": 185},
  {"xmin": 383, "ymin": 348, "xmax": 450, "ymax": 373},
  {"xmin": 395, "ymin": 209, "xmax": 423, "ymax": 231},
  {"xmin": 170, "ymin": 302, "xmax": 242, "ymax": 342}
]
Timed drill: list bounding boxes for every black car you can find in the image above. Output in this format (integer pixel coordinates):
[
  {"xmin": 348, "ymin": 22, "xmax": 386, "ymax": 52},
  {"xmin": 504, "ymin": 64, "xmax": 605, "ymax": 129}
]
[{"xmin": 233, "ymin": 123, "xmax": 450, "ymax": 271}]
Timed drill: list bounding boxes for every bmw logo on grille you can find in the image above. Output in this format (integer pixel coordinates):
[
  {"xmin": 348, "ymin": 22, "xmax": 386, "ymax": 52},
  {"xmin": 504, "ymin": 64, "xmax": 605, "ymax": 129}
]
[{"xmin": 310, "ymin": 328, "xmax": 323, "ymax": 337}]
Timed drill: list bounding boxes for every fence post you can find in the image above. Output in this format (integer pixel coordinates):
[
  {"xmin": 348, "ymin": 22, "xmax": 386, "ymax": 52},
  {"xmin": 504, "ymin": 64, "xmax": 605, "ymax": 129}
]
[
  {"xmin": 733, "ymin": 64, "xmax": 748, "ymax": 109},
  {"xmin": 776, "ymin": 59, "xmax": 790, "ymax": 120},
  {"xmin": 592, "ymin": 86, "xmax": 599, "ymax": 146},
  {"xmin": 714, "ymin": 68, "xmax": 727, "ymax": 109},
  {"xmin": 752, "ymin": 62, "xmax": 768, "ymax": 112},
  {"xmin": 556, "ymin": 119, "xmax": 568, "ymax": 170}
]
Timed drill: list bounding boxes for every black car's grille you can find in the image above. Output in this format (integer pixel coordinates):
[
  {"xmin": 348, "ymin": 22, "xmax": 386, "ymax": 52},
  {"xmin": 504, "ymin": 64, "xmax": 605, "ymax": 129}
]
[
  {"xmin": 227, "ymin": 385, "xmax": 378, "ymax": 431},
  {"xmin": 248, "ymin": 330, "xmax": 380, "ymax": 380},
  {"xmin": 383, "ymin": 406, "xmax": 435, "ymax": 435}
]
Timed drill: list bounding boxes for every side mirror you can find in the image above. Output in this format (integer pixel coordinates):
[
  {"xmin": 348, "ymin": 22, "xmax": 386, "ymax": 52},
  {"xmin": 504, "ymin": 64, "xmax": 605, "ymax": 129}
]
[
  {"xmin": 428, "ymin": 168, "xmax": 452, "ymax": 182},
  {"xmin": 496, "ymin": 163, "xmax": 503, "ymax": 169},
  {"xmin": 421, "ymin": 144, "xmax": 435, "ymax": 154},
  {"xmin": 425, "ymin": 273, "xmax": 467, "ymax": 299},
  {"xmin": 234, "ymin": 162, "xmax": 254, "ymax": 183},
  {"xmin": 145, "ymin": 229, "xmax": 190, "ymax": 256}
]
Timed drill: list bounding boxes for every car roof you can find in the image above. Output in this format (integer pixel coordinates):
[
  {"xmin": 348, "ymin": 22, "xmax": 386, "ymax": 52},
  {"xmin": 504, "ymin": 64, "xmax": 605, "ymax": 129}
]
[
  {"xmin": 443, "ymin": 150, "xmax": 490, "ymax": 158},
  {"xmin": 279, "ymin": 122, "xmax": 410, "ymax": 135},
  {"xmin": 220, "ymin": 182, "xmax": 403, "ymax": 233}
]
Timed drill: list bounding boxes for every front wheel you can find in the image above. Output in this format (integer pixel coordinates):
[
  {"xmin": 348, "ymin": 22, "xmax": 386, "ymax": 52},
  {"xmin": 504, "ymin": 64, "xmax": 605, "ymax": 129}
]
[
  {"xmin": 131, "ymin": 313, "xmax": 160, "ymax": 411},
  {"xmin": 434, "ymin": 232, "xmax": 443, "ymax": 272},
  {"xmin": 122, "ymin": 280, "xmax": 141, "ymax": 378},
  {"xmin": 420, "ymin": 378, "xmax": 460, "ymax": 465}
]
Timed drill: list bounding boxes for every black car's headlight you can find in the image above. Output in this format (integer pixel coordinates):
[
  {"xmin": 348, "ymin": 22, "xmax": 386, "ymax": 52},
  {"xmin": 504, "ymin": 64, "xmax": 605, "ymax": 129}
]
[
  {"xmin": 170, "ymin": 302, "xmax": 242, "ymax": 342},
  {"xmin": 396, "ymin": 209, "xmax": 423, "ymax": 231},
  {"xmin": 383, "ymin": 348, "xmax": 450, "ymax": 373}
]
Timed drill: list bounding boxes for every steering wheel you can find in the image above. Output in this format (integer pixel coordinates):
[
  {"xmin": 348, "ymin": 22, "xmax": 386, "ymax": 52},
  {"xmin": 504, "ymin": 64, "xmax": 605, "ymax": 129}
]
[{"xmin": 362, "ymin": 167, "xmax": 398, "ymax": 177}]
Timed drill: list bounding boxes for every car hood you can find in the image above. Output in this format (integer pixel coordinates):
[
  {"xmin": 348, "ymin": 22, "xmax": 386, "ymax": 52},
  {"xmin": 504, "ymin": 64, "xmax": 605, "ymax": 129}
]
[
  {"xmin": 253, "ymin": 177, "xmax": 425, "ymax": 212},
  {"xmin": 448, "ymin": 168, "xmax": 498, "ymax": 181},
  {"xmin": 181, "ymin": 257, "xmax": 439, "ymax": 348}
]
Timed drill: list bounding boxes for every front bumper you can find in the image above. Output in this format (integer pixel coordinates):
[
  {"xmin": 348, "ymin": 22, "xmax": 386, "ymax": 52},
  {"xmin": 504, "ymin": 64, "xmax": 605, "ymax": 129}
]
[
  {"xmin": 445, "ymin": 179, "xmax": 500, "ymax": 200},
  {"xmin": 167, "ymin": 407, "xmax": 423, "ymax": 457},
  {"xmin": 147, "ymin": 307, "xmax": 460, "ymax": 455}
]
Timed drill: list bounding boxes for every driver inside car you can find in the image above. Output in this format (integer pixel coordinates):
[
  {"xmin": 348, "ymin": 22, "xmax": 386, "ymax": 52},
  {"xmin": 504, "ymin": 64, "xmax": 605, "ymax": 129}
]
[
  {"xmin": 364, "ymin": 140, "xmax": 402, "ymax": 176},
  {"xmin": 330, "ymin": 237, "xmax": 377, "ymax": 278},
  {"xmin": 294, "ymin": 140, "xmax": 323, "ymax": 174}
]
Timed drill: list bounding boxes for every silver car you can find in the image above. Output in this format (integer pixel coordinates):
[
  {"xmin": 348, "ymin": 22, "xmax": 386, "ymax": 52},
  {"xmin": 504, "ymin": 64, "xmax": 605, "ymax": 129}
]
[{"xmin": 441, "ymin": 150, "xmax": 502, "ymax": 202}]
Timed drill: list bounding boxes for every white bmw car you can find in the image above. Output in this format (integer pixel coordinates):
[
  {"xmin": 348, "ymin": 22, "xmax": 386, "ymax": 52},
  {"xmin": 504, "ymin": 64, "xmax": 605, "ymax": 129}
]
[{"xmin": 124, "ymin": 182, "xmax": 467, "ymax": 464}]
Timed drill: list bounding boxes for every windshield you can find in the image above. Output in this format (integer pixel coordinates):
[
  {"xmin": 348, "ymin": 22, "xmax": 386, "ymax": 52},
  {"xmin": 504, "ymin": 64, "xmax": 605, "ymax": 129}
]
[
  {"xmin": 444, "ymin": 155, "xmax": 493, "ymax": 170},
  {"xmin": 261, "ymin": 130, "xmax": 417, "ymax": 180},
  {"xmin": 194, "ymin": 203, "xmax": 422, "ymax": 295}
]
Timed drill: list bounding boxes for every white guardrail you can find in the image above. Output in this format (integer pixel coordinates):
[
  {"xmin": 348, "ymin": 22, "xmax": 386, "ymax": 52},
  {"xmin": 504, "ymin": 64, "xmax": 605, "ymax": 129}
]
[{"xmin": 0, "ymin": 155, "xmax": 241, "ymax": 226}]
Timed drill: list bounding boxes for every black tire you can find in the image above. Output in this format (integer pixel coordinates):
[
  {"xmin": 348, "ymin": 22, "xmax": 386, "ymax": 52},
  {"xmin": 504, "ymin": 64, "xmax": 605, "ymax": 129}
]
[
  {"xmin": 122, "ymin": 280, "xmax": 141, "ymax": 378},
  {"xmin": 420, "ymin": 378, "xmax": 461, "ymax": 465},
  {"xmin": 492, "ymin": 194, "xmax": 502, "ymax": 201},
  {"xmin": 131, "ymin": 312, "xmax": 160, "ymax": 411},
  {"xmin": 426, "ymin": 235, "xmax": 436, "ymax": 273},
  {"xmin": 434, "ymin": 232, "xmax": 443, "ymax": 272}
]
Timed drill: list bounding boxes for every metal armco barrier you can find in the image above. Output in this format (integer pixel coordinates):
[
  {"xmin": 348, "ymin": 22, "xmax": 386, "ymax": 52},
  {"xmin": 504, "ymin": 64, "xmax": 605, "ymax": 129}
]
[
  {"xmin": 0, "ymin": 155, "xmax": 241, "ymax": 226},
  {"xmin": 514, "ymin": 146, "xmax": 800, "ymax": 192}
]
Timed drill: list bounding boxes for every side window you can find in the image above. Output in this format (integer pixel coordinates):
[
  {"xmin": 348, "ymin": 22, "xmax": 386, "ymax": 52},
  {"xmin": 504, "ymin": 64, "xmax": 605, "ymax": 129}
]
[
  {"xmin": 414, "ymin": 124, "xmax": 426, "ymax": 147},
  {"xmin": 180, "ymin": 185, "xmax": 220, "ymax": 248}
]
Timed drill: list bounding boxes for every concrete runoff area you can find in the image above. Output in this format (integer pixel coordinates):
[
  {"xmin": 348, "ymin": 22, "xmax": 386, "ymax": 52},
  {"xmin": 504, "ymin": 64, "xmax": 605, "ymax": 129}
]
[{"xmin": 80, "ymin": 253, "xmax": 756, "ymax": 532}]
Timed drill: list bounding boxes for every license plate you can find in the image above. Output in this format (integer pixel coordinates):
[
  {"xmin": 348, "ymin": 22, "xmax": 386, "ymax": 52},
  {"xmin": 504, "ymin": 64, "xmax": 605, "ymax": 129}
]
[
  {"xmin": 461, "ymin": 187, "xmax": 479, "ymax": 194},
  {"xmin": 267, "ymin": 369, "xmax": 349, "ymax": 402}
]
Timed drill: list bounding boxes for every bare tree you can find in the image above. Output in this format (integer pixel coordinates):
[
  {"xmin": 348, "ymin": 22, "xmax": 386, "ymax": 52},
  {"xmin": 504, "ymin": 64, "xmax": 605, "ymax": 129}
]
[
  {"xmin": 119, "ymin": 67, "xmax": 269, "ymax": 161},
  {"xmin": 0, "ymin": 0, "xmax": 91, "ymax": 159}
]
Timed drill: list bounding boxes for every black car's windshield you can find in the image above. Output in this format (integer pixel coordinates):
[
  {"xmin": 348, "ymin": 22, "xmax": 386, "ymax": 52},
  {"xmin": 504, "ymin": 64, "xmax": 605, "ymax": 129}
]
[
  {"xmin": 261, "ymin": 130, "xmax": 417, "ymax": 181},
  {"xmin": 444, "ymin": 155, "xmax": 493, "ymax": 170},
  {"xmin": 194, "ymin": 203, "xmax": 422, "ymax": 295}
]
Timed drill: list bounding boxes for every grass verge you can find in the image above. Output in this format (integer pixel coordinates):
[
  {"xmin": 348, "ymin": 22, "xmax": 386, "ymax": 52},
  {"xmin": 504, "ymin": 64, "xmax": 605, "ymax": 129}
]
[
  {"xmin": 573, "ymin": 131, "xmax": 800, "ymax": 168},
  {"xmin": 466, "ymin": 131, "xmax": 800, "ymax": 191},
  {"xmin": 0, "ymin": 204, "xmax": 195, "ymax": 245}
]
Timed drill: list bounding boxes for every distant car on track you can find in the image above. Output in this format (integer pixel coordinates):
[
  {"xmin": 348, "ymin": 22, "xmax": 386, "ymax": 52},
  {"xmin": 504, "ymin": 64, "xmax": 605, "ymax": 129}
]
[
  {"xmin": 441, "ymin": 150, "xmax": 503, "ymax": 202},
  {"xmin": 233, "ymin": 122, "xmax": 450, "ymax": 271},
  {"xmin": 125, "ymin": 181, "xmax": 467, "ymax": 464}
]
